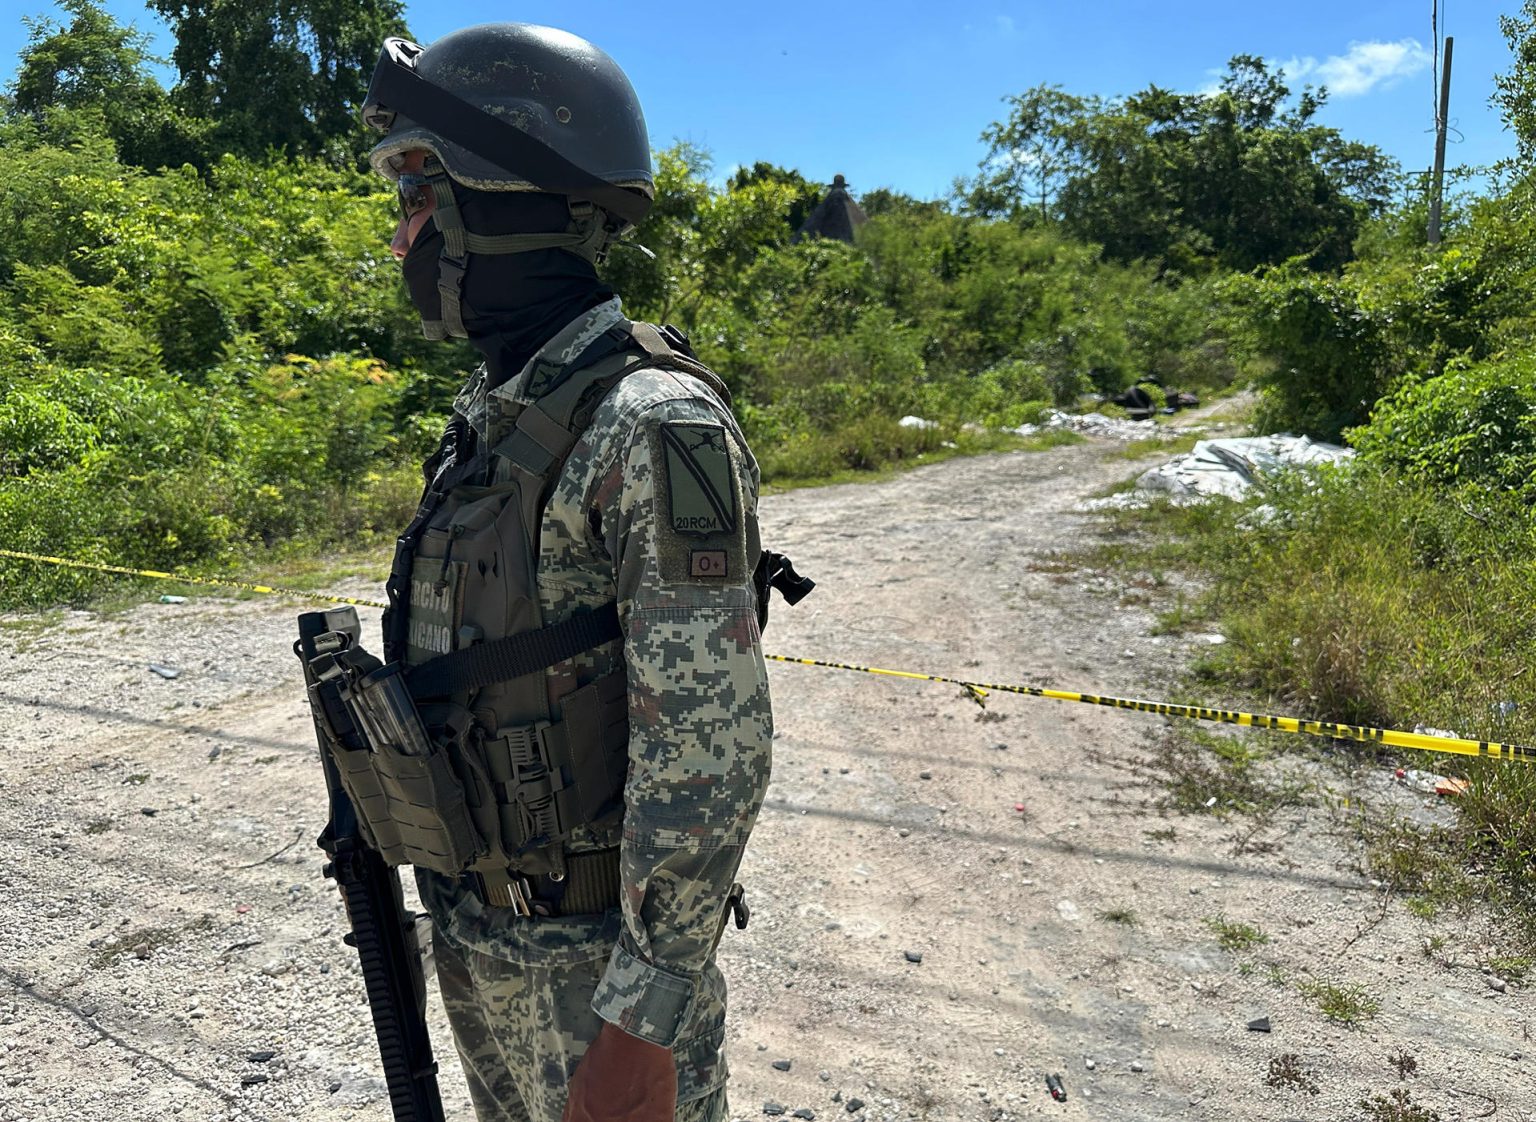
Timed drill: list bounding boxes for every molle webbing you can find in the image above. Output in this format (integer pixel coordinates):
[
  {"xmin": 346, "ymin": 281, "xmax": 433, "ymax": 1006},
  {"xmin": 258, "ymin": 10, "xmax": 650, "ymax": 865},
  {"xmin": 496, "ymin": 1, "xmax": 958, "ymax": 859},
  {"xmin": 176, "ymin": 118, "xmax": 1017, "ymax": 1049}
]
[{"xmin": 384, "ymin": 416, "xmax": 477, "ymax": 666}]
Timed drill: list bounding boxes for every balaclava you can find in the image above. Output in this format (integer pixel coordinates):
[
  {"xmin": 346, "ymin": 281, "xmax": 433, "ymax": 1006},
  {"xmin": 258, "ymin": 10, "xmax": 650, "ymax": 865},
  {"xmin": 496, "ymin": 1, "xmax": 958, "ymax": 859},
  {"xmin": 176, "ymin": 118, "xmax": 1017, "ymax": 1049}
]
[{"xmin": 401, "ymin": 188, "xmax": 615, "ymax": 387}]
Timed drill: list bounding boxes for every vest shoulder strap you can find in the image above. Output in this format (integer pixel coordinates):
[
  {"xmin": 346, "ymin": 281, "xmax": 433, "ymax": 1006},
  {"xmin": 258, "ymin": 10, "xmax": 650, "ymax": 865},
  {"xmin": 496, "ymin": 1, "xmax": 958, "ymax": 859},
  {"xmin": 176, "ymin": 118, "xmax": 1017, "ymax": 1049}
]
[{"xmin": 490, "ymin": 319, "xmax": 731, "ymax": 493}]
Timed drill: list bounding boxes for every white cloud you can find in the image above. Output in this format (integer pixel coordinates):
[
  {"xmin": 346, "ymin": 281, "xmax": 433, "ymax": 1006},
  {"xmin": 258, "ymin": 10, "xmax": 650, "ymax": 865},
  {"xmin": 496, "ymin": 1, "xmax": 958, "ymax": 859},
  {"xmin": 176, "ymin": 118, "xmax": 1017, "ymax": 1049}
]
[{"xmin": 1279, "ymin": 39, "xmax": 1432, "ymax": 97}]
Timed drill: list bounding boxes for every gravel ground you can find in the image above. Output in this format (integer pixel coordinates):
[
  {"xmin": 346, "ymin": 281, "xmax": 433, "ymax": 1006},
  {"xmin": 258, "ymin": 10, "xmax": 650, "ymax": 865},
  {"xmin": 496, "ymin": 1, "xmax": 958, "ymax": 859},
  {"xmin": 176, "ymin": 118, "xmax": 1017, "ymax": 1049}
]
[{"xmin": 2, "ymin": 407, "xmax": 1531, "ymax": 1122}]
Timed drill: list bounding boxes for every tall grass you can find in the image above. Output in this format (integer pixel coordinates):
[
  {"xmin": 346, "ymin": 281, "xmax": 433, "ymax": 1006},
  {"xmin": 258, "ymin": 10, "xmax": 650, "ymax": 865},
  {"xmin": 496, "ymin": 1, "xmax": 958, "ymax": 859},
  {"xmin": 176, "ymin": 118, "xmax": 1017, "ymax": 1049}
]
[{"xmin": 1102, "ymin": 466, "xmax": 1536, "ymax": 945}]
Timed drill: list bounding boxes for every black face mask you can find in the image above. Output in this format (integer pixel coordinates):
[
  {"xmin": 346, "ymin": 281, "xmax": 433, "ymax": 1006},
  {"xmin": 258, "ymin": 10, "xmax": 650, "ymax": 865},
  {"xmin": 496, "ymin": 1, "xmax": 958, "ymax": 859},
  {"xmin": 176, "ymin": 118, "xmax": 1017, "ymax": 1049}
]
[
  {"xmin": 399, "ymin": 190, "xmax": 616, "ymax": 385},
  {"xmin": 401, "ymin": 218, "xmax": 449, "ymax": 333}
]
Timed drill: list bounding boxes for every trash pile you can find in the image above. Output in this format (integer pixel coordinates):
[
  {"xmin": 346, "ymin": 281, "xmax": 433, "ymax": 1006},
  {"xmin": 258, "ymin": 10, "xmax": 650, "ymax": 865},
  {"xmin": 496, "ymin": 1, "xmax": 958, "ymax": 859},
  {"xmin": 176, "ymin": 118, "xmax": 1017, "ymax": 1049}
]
[
  {"xmin": 902, "ymin": 409, "xmax": 1196, "ymax": 442},
  {"xmin": 1109, "ymin": 382, "xmax": 1201, "ymax": 420},
  {"xmin": 1015, "ymin": 410, "xmax": 1177, "ymax": 441},
  {"xmin": 1081, "ymin": 435, "xmax": 1355, "ymax": 510},
  {"xmin": 1396, "ymin": 766, "xmax": 1470, "ymax": 798},
  {"xmin": 1137, "ymin": 435, "xmax": 1353, "ymax": 502}
]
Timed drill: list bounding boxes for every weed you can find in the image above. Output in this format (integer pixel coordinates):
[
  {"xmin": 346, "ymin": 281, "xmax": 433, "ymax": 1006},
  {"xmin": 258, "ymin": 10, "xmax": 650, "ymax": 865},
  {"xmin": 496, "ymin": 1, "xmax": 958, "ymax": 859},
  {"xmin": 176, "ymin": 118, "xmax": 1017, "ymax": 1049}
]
[
  {"xmin": 255, "ymin": 755, "xmax": 280, "ymax": 765},
  {"xmin": 1404, "ymin": 896, "xmax": 1439, "ymax": 919},
  {"xmin": 83, "ymin": 819, "xmax": 113, "ymax": 835},
  {"xmin": 1024, "ymin": 553, "xmax": 1080, "ymax": 575},
  {"xmin": 1298, "ymin": 979, "xmax": 1380, "ymax": 1026},
  {"xmin": 1387, "ymin": 1048, "xmax": 1418, "ymax": 1080},
  {"xmin": 1096, "ymin": 908, "xmax": 1139, "ymax": 926},
  {"xmin": 1138, "ymin": 727, "xmax": 1310, "ymax": 821},
  {"xmin": 759, "ymin": 425, "xmax": 1079, "ymax": 491},
  {"xmin": 1358, "ymin": 1088, "xmax": 1439, "ymax": 1122},
  {"xmin": 1090, "ymin": 476, "xmax": 1139, "ymax": 499},
  {"xmin": 1144, "ymin": 826, "xmax": 1178, "ymax": 842},
  {"xmin": 1204, "ymin": 916, "xmax": 1269, "ymax": 952},
  {"xmin": 1489, "ymin": 955, "xmax": 1532, "ymax": 982},
  {"xmin": 1264, "ymin": 964, "xmax": 1288, "ymax": 987},
  {"xmin": 1150, "ymin": 595, "xmax": 1204, "ymax": 635},
  {"xmin": 123, "ymin": 773, "xmax": 150, "ymax": 786},
  {"xmin": 1081, "ymin": 466, "xmax": 1536, "ymax": 954},
  {"xmin": 0, "ymin": 612, "xmax": 58, "ymax": 654},
  {"xmin": 1264, "ymin": 1053, "xmax": 1319, "ymax": 1095},
  {"xmin": 1356, "ymin": 811, "xmax": 1462, "ymax": 891}
]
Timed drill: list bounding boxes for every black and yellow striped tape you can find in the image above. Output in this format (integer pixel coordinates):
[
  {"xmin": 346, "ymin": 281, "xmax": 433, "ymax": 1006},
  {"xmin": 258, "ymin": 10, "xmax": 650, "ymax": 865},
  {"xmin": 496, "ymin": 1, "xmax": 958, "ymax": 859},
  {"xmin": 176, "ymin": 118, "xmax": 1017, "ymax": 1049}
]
[
  {"xmin": 763, "ymin": 654, "xmax": 1536, "ymax": 764},
  {"xmin": 3, "ymin": 547, "xmax": 1530, "ymax": 765}
]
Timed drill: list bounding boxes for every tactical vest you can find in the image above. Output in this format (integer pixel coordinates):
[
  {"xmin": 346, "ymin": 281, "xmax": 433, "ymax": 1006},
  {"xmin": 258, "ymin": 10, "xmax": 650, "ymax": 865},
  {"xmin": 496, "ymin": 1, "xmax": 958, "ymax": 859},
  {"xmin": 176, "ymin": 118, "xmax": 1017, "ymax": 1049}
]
[{"xmin": 312, "ymin": 319, "xmax": 810, "ymax": 915}]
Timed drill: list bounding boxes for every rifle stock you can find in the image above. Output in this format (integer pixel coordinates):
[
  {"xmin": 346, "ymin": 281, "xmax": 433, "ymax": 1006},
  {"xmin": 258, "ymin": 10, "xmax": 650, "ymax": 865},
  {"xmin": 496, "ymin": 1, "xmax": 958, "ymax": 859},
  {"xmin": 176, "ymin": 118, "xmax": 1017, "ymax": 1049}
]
[{"xmin": 296, "ymin": 608, "xmax": 446, "ymax": 1122}]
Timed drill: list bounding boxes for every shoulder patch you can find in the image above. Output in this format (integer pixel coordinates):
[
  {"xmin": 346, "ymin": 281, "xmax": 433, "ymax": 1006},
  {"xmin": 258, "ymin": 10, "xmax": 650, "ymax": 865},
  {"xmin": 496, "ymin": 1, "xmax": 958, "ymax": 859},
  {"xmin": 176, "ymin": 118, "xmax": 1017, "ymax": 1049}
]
[
  {"xmin": 660, "ymin": 422, "xmax": 737, "ymax": 537},
  {"xmin": 649, "ymin": 419, "xmax": 748, "ymax": 585}
]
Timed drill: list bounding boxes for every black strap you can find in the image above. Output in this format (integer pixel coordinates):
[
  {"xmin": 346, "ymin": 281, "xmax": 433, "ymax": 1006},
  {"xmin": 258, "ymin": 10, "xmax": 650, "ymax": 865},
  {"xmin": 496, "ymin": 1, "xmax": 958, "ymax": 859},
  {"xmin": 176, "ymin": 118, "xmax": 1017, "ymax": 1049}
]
[
  {"xmin": 764, "ymin": 552, "xmax": 815, "ymax": 605},
  {"xmin": 405, "ymin": 602, "xmax": 623, "ymax": 700},
  {"xmin": 752, "ymin": 551, "xmax": 815, "ymax": 633},
  {"xmin": 370, "ymin": 60, "xmax": 649, "ymax": 227}
]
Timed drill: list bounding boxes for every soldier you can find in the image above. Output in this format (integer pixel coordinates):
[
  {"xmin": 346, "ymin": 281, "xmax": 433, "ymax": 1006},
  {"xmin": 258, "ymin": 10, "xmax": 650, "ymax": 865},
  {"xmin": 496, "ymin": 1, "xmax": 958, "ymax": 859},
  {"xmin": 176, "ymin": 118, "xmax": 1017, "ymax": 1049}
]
[{"xmin": 359, "ymin": 23, "xmax": 774, "ymax": 1122}]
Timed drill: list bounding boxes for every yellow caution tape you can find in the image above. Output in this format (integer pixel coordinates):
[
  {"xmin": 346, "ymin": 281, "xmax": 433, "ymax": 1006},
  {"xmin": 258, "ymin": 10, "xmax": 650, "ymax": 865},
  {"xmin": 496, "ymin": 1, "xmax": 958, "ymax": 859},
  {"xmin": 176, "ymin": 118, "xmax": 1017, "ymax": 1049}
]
[
  {"xmin": 765, "ymin": 654, "xmax": 1536, "ymax": 764},
  {"xmin": 4, "ymin": 547, "xmax": 1530, "ymax": 765},
  {"xmin": 0, "ymin": 549, "xmax": 388, "ymax": 610}
]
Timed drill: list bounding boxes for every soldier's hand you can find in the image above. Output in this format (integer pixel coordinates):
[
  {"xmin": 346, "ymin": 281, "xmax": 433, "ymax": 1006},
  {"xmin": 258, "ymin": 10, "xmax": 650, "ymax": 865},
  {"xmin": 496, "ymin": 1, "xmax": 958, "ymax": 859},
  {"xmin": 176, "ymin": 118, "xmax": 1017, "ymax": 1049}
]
[{"xmin": 563, "ymin": 1021, "xmax": 677, "ymax": 1122}]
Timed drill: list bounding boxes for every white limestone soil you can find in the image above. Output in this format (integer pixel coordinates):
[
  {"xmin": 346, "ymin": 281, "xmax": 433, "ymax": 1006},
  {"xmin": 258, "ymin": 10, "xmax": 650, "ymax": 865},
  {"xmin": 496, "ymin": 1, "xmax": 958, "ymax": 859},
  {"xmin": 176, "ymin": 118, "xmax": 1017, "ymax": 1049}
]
[{"xmin": 2, "ymin": 402, "xmax": 1529, "ymax": 1122}]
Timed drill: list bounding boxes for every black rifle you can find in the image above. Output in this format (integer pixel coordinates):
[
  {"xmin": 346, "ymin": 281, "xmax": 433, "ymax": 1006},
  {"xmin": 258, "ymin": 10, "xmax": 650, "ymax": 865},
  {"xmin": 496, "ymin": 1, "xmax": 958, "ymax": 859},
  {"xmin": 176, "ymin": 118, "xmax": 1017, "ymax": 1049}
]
[{"xmin": 296, "ymin": 607, "xmax": 446, "ymax": 1122}]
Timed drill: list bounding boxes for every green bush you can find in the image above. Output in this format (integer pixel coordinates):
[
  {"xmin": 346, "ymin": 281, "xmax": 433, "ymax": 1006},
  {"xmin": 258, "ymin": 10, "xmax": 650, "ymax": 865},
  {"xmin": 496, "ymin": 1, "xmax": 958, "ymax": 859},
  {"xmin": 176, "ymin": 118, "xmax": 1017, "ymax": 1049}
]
[
  {"xmin": 1224, "ymin": 263, "xmax": 1398, "ymax": 441},
  {"xmin": 757, "ymin": 414, "xmax": 945, "ymax": 482},
  {"xmin": 956, "ymin": 358, "xmax": 1053, "ymax": 425},
  {"xmin": 1231, "ymin": 173, "xmax": 1536, "ymax": 443},
  {"xmin": 1351, "ymin": 352, "xmax": 1536, "ymax": 499}
]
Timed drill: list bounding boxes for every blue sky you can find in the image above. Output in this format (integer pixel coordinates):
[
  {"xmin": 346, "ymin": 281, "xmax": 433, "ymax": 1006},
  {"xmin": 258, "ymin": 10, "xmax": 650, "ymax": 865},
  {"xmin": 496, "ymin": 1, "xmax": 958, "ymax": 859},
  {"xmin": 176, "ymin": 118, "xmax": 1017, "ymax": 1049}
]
[{"xmin": 2, "ymin": 1, "xmax": 1525, "ymax": 199}]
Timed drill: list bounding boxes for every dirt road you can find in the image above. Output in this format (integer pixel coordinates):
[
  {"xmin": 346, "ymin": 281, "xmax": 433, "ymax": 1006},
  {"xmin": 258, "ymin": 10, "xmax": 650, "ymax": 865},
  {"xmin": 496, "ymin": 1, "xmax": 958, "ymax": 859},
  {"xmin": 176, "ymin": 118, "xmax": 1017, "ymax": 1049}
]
[{"xmin": 2, "ymin": 421, "xmax": 1530, "ymax": 1122}]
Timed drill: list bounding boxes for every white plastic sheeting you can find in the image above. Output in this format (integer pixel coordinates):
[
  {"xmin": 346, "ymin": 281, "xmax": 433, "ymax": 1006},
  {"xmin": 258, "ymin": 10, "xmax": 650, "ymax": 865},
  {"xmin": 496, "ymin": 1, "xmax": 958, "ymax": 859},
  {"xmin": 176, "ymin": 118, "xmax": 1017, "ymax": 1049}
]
[
  {"xmin": 1015, "ymin": 410, "xmax": 1172, "ymax": 441},
  {"xmin": 1135, "ymin": 435, "xmax": 1354, "ymax": 502}
]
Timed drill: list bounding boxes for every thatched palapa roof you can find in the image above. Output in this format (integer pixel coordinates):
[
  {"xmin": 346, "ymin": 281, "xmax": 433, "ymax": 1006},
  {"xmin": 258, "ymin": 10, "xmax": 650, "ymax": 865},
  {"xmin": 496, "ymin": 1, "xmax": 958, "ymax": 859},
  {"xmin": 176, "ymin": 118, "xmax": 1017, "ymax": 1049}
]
[{"xmin": 794, "ymin": 174, "xmax": 868, "ymax": 243}]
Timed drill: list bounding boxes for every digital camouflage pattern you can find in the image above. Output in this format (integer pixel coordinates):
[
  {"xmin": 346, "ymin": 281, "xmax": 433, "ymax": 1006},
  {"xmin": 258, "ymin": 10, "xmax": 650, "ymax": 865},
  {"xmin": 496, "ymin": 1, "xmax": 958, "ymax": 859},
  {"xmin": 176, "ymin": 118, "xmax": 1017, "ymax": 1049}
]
[{"xmin": 415, "ymin": 298, "xmax": 772, "ymax": 1120}]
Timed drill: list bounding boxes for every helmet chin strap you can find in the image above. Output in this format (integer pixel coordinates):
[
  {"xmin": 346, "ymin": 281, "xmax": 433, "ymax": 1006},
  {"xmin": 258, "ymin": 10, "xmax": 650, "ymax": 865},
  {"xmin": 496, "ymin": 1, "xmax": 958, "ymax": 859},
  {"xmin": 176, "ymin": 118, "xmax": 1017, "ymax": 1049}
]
[{"xmin": 420, "ymin": 158, "xmax": 617, "ymax": 340}]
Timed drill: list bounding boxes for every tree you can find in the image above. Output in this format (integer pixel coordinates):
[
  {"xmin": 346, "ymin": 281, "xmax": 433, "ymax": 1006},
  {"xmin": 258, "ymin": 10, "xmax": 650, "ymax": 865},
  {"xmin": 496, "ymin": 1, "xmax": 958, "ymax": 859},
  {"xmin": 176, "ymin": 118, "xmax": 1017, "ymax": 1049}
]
[
  {"xmin": 974, "ymin": 58, "xmax": 1396, "ymax": 274},
  {"xmin": 602, "ymin": 144, "xmax": 799, "ymax": 331},
  {"xmin": 1495, "ymin": 1, "xmax": 1536, "ymax": 164},
  {"xmin": 969, "ymin": 84, "xmax": 1089, "ymax": 220},
  {"xmin": 729, "ymin": 162, "xmax": 823, "ymax": 236},
  {"xmin": 7, "ymin": 0, "xmax": 208, "ymax": 169},
  {"xmin": 150, "ymin": 0, "xmax": 407, "ymax": 161},
  {"xmin": 858, "ymin": 188, "xmax": 944, "ymax": 220}
]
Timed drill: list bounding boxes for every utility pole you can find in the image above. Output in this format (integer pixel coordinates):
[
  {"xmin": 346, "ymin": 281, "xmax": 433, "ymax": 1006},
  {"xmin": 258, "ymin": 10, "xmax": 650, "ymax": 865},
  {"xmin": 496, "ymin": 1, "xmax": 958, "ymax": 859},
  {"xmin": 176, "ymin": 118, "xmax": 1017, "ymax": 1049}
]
[{"xmin": 1428, "ymin": 35, "xmax": 1454, "ymax": 246}]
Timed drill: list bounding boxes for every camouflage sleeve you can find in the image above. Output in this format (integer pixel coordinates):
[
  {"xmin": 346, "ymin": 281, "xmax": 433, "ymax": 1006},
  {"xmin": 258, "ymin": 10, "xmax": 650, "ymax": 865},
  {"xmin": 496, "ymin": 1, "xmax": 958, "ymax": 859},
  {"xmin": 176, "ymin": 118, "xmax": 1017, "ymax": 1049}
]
[{"xmin": 586, "ymin": 389, "xmax": 773, "ymax": 1048}]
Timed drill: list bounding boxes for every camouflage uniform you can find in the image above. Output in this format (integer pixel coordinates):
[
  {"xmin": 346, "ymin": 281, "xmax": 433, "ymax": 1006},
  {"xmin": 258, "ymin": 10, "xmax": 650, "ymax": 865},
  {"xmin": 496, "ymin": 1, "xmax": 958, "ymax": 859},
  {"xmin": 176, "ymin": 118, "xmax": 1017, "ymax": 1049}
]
[{"xmin": 414, "ymin": 297, "xmax": 772, "ymax": 1121}]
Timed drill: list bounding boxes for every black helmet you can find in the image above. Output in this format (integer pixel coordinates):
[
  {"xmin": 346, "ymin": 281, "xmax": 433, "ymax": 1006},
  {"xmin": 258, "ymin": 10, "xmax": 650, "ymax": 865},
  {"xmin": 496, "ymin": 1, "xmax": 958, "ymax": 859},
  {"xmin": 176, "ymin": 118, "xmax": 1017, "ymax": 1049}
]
[
  {"xmin": 363, "ymin": 24, "xmax": 652, "ymax": 224},
  {"xmin": 362, "ymin": 24, "xmax": 653, "ymax": 339}
]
